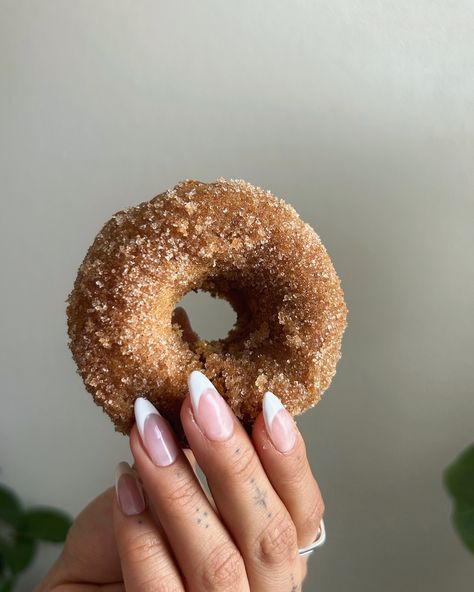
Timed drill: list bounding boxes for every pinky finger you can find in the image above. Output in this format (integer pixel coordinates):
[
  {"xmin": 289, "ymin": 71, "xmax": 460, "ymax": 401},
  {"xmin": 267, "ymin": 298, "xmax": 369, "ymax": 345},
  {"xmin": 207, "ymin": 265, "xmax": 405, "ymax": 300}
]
[{"xmin": 113, "ymin": 462, "xmax": 184, "ymax": 592}]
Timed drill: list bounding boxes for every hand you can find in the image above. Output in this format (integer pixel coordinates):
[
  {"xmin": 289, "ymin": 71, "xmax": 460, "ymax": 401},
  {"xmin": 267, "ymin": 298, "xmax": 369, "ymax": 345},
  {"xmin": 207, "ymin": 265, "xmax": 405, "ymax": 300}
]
[{"xmin": 37, "ymin": 312, "xmax": 324, "ymax": 591}]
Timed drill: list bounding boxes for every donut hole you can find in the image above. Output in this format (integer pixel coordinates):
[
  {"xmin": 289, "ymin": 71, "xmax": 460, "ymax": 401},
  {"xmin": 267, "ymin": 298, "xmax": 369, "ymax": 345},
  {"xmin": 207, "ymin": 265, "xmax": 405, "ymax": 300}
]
[{"xmin": 175, "ymin": 289, "xmax": 237, "ymax": 342}]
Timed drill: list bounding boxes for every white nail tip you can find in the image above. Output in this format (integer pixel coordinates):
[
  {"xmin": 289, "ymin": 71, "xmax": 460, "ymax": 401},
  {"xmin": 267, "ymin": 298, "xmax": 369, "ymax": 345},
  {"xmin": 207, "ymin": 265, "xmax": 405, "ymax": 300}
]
[
  {"xmin": 134, "ymin": 397, "xmax": 160, "ymax": 439},
  {"xmin": 115, "ymin": 461, "xmax": 133, "ymax": 493},
  {"xmin": 263, "ymin": 391, "xmax": 285, "ymax": 431},
  {"xmin": 188, "ymin": 370, "xmax": 215, "ymax": 409}
]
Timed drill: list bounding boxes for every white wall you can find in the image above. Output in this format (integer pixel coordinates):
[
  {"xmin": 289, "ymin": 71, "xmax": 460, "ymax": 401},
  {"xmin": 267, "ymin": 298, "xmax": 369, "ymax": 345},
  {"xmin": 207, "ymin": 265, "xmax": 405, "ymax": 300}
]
[{"xmin": 1, "ymin": 1, "xmax": 473, "ymax": 590}]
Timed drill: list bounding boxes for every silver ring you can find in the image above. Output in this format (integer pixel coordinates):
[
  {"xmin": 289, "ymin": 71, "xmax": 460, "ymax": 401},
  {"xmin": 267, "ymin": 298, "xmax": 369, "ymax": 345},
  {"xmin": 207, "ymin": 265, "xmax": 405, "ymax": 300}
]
[{"xmin": 298, "ymin": 519, "xmax": 326, "ymax": 557}]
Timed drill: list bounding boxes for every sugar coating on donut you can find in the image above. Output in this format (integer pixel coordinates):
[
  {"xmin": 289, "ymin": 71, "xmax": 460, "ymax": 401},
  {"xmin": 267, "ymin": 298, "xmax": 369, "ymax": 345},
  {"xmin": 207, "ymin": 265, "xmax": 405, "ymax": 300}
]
[{"xmin": 67, "ymin": 179, "xmax": 347, "ymax": 438}]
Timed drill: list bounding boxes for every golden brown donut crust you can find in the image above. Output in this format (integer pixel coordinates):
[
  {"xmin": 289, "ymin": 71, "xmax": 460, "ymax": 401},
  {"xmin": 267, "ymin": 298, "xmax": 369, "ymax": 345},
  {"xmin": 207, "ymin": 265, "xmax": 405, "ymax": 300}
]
[{"xmin": 67, "ymin": 179, "xmax": 347, "ymax": 439}]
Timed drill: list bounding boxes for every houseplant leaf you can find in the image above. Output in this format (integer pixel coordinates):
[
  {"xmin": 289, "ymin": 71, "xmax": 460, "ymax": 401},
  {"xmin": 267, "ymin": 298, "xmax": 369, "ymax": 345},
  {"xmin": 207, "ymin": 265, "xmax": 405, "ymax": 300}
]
[
  {"xmin": 445, "ymin": 443, "xmax": 474, "ymax": 554},
  {"xmin": 18, "ymin": 507, "xmax": 72, "ymax": 542},
  {"xmin": 445, "ymin": 443, "xmax": 474, "ymax": 505},
  {"xmin": 452, "ymin": 500, "xmax": 474, "ymax": 554},
  {"xmin": 0, "ymin": 486, "xmax": 21, "ymax": 527},
  {"xmin": 0, "ymin": 575, "xmax": 15, "ymax": 592},
  {"xmin": 0, "ymin": 534, "xmax": 36, "ymax": 574}
]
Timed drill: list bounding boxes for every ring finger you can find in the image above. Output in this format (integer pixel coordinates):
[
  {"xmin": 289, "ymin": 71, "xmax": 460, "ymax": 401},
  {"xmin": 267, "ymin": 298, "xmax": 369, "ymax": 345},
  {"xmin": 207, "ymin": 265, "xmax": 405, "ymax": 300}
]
[{"xmin": 252, "ymin": 392, "xmax": 325, "ymax": 548}]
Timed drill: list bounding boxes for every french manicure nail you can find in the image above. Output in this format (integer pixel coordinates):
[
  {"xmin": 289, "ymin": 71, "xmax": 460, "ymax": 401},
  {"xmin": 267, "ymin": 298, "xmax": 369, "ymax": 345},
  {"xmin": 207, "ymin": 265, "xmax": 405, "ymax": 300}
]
[
  {"xmin": 115, "ymin": 461, "xmax": 146, "ymax": 516},
  {"xmin": 134, "ymin": 398, "xmax": 179, "ymax": 467},
  {"xmin": 188, "ymin": 371, "xmax": 234, "ymax": 441},
  {"xmin": 263, "ymin": 391, "xmax": 296, "ymax": 453}
]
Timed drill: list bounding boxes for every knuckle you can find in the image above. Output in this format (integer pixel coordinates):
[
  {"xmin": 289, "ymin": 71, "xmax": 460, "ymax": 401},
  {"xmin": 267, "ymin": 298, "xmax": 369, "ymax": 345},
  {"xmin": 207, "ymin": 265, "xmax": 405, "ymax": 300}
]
[
  {"xmin": 285, "ymin": 467, "xmax": 307, "ymax": 492},
  {"xmin": 135, "ymin": 576, "xmax": 181, "ymax": 592},
  {"xmin": 121, "ymin": 532, "xmax": 182, "ymax": 592},
  {"xmin": 256, "ymin": 511, "xmax": 298, "ymax": 565},
  {"xmin": 156, "ymin": 579, "xmax": 183, "ymax": 592},
  {"xmin": 229, "ymin": 445, "xmax": 259, "ymax": 482},
  {"xmin": 123, "ymin": 530, "xmax": 166, "ymax": 566},
  {"xmin": 201, "ymin": 544, "xmax": 244, "ymax": 590},
  {"xmin": 294, "ymin": 454, "xmax": 311, "ymax": 485},
  {"xmin": 286, "ymin": 450, "xmax": 311, "ymax": 489},
  {"xmin": 163, "ymin": 476, "xmax": 199, "ymax": 511}
]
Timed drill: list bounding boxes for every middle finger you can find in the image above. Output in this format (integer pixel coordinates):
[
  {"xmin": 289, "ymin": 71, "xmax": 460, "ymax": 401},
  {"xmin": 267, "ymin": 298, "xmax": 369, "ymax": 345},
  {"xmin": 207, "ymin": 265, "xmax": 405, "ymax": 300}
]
[{"xmin": 181, "ymin": 371, "xmax": 301, "ymax": 592}]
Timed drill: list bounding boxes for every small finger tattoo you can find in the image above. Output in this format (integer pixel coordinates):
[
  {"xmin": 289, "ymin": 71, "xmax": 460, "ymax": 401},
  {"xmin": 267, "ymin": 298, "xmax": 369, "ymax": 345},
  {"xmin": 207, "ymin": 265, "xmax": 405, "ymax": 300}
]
[
  {"xmin": 195, "ymin": 506, "xmax": 210, "ymax": 528},
  {"xmin": 250, "ymin": 477, "xmax": 268, "ymax": 509},
  {"xmin": 290, "ymin": 573, "xmax": 300, "ymax": 592}
]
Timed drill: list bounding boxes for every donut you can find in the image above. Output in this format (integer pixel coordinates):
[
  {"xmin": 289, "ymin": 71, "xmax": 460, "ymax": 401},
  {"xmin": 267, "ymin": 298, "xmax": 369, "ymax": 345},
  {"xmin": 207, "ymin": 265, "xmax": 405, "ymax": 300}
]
[{"xmin": 67, "ymin": 179, "xmax": 347, "ymax": 440}]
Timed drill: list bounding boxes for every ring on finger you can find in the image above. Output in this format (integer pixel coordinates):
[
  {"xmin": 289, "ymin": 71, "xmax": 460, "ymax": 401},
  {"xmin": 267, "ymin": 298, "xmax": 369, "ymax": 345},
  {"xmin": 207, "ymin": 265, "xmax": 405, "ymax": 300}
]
[{"xmin": 298, "ymin": 519, "xmax": 326, "ymax": 557}]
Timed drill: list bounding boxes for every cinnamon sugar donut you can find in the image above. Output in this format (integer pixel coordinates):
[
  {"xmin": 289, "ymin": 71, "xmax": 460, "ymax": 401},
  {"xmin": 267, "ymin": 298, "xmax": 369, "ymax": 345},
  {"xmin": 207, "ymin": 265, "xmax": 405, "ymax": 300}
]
[{"xmin": 67, "ymin": 179, "xmax": 347, "ymax": 439}]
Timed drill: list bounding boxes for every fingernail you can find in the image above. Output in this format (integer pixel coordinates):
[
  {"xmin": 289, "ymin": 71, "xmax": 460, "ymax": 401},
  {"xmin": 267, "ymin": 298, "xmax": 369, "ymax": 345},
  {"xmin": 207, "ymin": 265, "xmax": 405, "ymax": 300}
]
[
  {"xmin": 115, "ymin": 462, "xmax": 146, "ymax": 516},
  {"xmin": 134, "ymin": 398, "xmax": 179, "ymax": 467},
  {"xmin": 188, "ymin": 371, "xmax": 234, "ymax": 441},
  {"xmin": 263, "ymin": 392, "xmax": 297, "ymax": 453}
]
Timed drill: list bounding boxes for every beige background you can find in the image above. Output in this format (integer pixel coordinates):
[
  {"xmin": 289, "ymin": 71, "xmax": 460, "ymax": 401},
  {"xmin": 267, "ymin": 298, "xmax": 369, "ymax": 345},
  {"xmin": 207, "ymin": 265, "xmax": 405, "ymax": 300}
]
[{"xmin": 1, "ymin": 1, "xmax": 473, "ymax": 590}]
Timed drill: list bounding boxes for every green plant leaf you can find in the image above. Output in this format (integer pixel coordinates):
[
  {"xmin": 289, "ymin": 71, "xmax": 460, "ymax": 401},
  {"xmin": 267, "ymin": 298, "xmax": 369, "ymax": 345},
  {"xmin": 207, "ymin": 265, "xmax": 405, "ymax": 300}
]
[
  {"xmin": 0, "ymin": 575, "xmax": 15, "ymax": 592},
  {"xmin": 452, "ymin": 500, "xmax": 474, "ymax": 554},
  {"xmin": 445, "ymin": 442, "xmax": 474, "ymax": 554},
  {"xmin": 18, "ymin": 507, "xmax": 72, "ymax": 542},
  {"xmin": 0, "ymin": 534, "xmax": 36, "ymax": 574},
  {"xmin": 0, "ymin": 486, "xmax": 22, "ymax": 527},
  {"xmin": 444, "ymin": 443, "xmax": 474, "ymax": 506}
]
